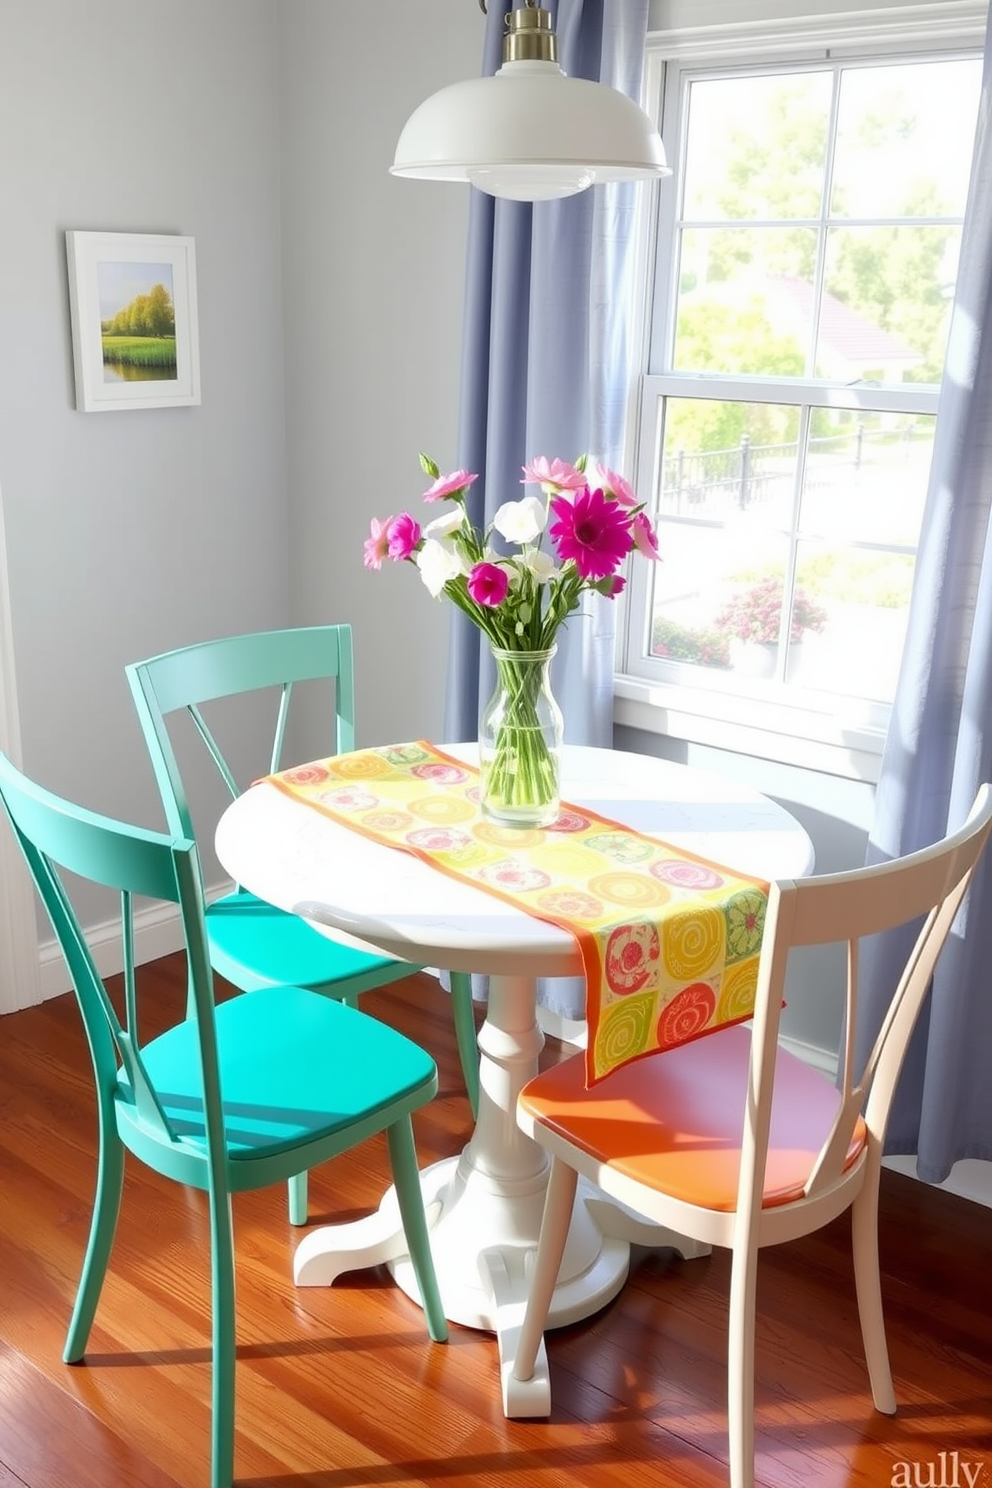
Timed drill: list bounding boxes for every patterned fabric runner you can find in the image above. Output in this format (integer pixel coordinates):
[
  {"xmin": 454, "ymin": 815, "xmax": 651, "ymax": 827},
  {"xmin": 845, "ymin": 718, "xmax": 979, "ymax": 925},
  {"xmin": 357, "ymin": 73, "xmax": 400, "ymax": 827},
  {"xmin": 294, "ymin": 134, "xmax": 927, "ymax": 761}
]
[{"xmin": 262, "ymin": 741, "xmax": 769, "ymax": 1085}]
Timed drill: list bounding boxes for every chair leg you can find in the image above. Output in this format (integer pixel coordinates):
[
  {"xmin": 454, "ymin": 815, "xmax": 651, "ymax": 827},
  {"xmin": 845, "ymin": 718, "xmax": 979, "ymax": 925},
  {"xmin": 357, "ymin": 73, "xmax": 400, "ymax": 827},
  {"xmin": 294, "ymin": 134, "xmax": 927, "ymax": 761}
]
[
  {"xmin": 449, "ymin": 971, "xmax": 480, "ymax": 1118},
  {"xmin": 287, "ymin": 1171, "xmax": 308, "ymax": 1226},
  {"xmin": 386, "ymin": 1118, "xmax": 448, "ymax": 1343},
  {"xmin": 208, "ymin": 1186, "xmax": 238, "ymax": 1488},
  {"xmin": 64, "ymin": 1118, "xmax": 125, "ymax": 1363},
  {"xmin": 512, "ymin": 1157, "xmax": 578, "ymax": 1384},
  {"xmin": 727, "ymin": 1236, "xmax": 759, "ymax": 1488},
  {"xmin": 851, "ymin": 1161, "xmax": 897, "ymax": 1414}
]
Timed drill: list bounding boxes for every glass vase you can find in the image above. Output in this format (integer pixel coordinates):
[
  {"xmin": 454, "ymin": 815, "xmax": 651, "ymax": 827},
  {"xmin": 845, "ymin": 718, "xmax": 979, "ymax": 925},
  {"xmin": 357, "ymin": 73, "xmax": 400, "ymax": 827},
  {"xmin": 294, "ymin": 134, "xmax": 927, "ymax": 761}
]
[{"xmin": 479, "ymin": 645, "xmax": 564, "ymax": 828}]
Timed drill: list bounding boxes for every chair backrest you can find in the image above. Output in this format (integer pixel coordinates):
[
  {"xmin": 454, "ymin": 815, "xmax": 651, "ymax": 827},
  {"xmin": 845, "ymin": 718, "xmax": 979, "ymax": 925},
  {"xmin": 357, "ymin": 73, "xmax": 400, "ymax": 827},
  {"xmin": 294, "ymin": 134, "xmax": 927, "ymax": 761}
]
[
  {"xmin": 125, "ymin": 624, "xmax": 357, "ymax": 841},
  {"xmin": 0, "ymin": 750, "xmax": 226, "ymax": 1162},
  {"xmin": 742, "ymin": 784, "xmax": 992, "ymax": 1222}
]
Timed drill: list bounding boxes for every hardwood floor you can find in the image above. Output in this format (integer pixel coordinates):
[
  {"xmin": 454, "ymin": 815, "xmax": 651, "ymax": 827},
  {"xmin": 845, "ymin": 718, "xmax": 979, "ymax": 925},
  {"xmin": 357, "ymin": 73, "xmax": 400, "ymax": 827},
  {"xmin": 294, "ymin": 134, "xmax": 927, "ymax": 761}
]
[{"xmin": 0, "ymin": 957, "xmax": 989, "ymax": 1488}]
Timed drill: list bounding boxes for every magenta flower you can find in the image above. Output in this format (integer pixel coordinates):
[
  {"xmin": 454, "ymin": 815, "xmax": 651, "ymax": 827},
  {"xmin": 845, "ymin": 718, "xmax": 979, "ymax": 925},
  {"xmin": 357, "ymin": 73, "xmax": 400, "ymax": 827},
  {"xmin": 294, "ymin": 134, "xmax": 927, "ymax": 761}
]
[
  {"xmin": 363, "ymin": 515, "xmax": 394, "ymax": 571},
  {"xmin": 521, "ymin": 456, "xmax": 587, "ymax": 495},
  {"xmin": 632, "ymin": 512, "xmax": 661, "ymax": 560},
  {"xmin": 595, "ymin": 464, "xmax": 638, "ymax": 509},
  {"xmin": 369, "ymin": 450, "xmax": 655, "ymax": 664},
  {"xmin": 387, "ymin": 511, "xmax": 421, "ymax": 561},
  {"xmin": 467, "ymin": 561, "xmax": 509, "ymax": 607},
  {"xmin": 549, "ymin": 486, "xmax": 633, "ymax": 580},
  {"xmin": 423, "ymin": 469, "xmax": 478, "ymax": 503}
]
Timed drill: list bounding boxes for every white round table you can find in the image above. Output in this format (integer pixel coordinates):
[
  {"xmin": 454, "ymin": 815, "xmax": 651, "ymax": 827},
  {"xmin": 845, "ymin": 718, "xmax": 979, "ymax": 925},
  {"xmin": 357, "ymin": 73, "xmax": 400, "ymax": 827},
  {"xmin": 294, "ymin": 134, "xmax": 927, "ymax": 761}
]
[{"xmin": 215, "ymin": 743, "xmax": 814, "ymax": 1410}]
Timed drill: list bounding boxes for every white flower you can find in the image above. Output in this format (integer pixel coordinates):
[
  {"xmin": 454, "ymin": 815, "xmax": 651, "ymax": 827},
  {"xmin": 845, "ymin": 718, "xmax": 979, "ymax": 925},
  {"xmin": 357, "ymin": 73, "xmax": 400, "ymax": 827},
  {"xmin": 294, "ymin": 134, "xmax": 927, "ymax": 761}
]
[
  {"xmin": 424, "ymin": 508, "xmax": 465, "ymax": 541},
  {"xmin": 416, "ymin": 538, "xmax": 466, "ymax": 598},
  {"xmin": 493, "ymin": 496, "xmax": 547, "ymax": 545},
  {"xmin": 516, "ymin": 547, "xmax": 558, "ymax": 582}
]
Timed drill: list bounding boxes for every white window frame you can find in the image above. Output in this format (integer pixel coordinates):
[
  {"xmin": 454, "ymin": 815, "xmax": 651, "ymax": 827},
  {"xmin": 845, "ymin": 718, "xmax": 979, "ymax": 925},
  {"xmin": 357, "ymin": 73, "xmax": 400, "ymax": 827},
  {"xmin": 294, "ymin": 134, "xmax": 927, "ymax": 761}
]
[{"xmin": 615, "ymin": 1, "xmax": 988, "ymax": 783}]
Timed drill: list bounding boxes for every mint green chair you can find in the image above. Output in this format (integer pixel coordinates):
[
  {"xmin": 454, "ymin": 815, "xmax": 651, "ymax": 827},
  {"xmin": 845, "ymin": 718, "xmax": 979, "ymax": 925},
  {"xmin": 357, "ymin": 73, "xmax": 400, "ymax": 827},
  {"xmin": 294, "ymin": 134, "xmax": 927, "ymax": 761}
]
[
  {"xmin": 0, "ymin": 749, "xmax": 447, "ymax": 1488},
  {"xmin": 125, "ymin": 625, "xmax": 480, "ymax": 1228}
]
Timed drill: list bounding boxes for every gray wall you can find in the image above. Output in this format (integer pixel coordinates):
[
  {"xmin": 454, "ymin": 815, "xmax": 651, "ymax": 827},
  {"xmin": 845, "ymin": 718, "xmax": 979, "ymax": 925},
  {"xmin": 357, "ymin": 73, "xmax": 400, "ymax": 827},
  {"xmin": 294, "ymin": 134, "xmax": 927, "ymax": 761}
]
[
  {"xmin": 0, "ymin": 0, "xmax": 477, "ymax": 914},
  {"xmin": 278, "ymin": 1, "xmax": 477, "ymax": 751},
  {"xmin": 0, "ymin": 0, "xmax": 290, "ymax": 846}
]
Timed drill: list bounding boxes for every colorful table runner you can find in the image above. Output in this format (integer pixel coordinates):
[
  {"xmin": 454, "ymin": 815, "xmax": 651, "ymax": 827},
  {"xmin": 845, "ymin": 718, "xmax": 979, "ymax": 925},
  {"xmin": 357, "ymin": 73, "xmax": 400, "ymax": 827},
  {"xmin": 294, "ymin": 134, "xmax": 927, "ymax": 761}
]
[{"xmin": 262, "ymin": 741, "xmax": 769, "ymax": 1085}]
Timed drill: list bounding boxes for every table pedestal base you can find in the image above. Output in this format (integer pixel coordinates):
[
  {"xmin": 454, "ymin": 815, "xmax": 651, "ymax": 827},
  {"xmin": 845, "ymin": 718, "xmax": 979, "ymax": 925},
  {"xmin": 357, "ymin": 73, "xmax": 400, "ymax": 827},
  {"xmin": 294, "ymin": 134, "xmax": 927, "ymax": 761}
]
[
  {"xmin": 293, "ymin": 972, "xmax": 710, "ymax": 1414},
  {"xmin": 294, "ymin": 1151, "xmax": 709, "ymax": 1416}
]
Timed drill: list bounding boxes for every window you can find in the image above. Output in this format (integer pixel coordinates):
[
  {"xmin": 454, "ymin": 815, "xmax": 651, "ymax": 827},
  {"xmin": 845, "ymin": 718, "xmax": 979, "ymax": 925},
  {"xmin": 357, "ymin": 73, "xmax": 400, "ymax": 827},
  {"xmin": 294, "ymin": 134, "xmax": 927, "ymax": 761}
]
[{"xmin": 617, "ymin": 9, "xmax": 985, "ymax": 780}]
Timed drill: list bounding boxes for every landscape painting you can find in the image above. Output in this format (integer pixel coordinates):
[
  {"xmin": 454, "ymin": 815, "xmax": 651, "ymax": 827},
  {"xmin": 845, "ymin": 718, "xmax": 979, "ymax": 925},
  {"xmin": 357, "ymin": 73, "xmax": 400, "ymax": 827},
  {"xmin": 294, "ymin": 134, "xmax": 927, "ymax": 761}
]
[
  {"xmin": 66, "ymin": 231, "xmax": 200, "ymax": 412},
  {"xmin": 98, "ymin": 260, "xmax": 177, "ymax": 384}
]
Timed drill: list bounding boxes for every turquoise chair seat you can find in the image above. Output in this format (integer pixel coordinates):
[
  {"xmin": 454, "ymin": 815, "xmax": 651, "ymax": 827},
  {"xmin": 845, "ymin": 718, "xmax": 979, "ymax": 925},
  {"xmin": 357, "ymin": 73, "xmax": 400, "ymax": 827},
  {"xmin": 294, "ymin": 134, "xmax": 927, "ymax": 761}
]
[
  {"xmin": 204, "ymin": 888, "xmax": 415, "ymax": 998},
  {"xmin": 119, "ymin": 986, "xmax": 437, "ymax": 1167}
]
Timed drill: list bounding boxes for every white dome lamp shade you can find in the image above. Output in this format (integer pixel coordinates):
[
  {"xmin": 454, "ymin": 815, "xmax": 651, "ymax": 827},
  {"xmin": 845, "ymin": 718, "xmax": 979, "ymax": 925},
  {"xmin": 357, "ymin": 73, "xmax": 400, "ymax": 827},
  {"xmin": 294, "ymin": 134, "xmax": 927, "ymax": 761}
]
[{"xmin": 391, "ymin": 2, "xmax": 670, "ymax": 203}]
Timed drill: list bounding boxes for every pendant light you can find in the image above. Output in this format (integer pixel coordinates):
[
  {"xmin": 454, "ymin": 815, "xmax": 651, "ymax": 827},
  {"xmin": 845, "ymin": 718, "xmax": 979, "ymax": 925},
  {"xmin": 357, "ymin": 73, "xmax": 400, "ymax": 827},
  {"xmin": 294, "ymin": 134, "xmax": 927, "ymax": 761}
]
[{"xmin": 391, "ymin": 1, "xmax": 670, "ymax": 203}]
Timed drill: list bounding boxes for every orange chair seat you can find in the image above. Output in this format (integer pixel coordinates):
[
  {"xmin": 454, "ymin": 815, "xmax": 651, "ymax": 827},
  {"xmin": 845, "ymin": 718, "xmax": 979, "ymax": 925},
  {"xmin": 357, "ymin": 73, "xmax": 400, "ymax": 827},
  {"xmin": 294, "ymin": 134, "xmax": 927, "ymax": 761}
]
[{"xmin": 520, "ymin": 1025, "xmax": 867, "ymax": 1212}]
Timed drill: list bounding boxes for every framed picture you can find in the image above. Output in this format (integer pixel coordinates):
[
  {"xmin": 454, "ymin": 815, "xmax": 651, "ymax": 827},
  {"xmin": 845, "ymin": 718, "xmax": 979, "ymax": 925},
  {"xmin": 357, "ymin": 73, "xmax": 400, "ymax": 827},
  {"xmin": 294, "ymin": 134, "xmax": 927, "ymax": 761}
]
[{"xmin": 65, "ymin": 231, "xmax": 200, "ymax": 412}]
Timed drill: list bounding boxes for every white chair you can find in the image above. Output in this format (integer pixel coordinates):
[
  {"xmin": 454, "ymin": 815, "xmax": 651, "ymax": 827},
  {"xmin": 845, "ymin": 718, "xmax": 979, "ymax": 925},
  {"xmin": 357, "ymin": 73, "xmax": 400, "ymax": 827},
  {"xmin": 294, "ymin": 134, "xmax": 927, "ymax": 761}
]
[{"xmin": 505, "ymin": 786, "xmax": 992, "ymax": 1488}]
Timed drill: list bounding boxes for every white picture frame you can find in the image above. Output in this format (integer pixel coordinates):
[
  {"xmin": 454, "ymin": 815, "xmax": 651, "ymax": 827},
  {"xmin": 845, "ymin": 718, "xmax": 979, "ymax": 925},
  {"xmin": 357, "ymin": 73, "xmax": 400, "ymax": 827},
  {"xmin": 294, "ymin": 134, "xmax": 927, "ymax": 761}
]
[{"xmin": 65, "ymin": 230, "xmax": 200, "ymax": 412}]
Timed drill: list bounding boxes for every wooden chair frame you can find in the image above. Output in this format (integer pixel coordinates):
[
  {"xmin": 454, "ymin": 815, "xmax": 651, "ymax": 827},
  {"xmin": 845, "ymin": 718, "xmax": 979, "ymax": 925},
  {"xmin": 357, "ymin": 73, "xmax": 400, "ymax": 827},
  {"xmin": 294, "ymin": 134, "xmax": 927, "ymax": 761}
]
[
  {"xmin": 0, "ymin": 749, "xmax": 447, "ymax": 1488},
  {"xmin": 126, "ymin": 623, "xmax": 481, "ymax": 1227},
  {"xmin": 507, "ymin": 786, "xmax": 992, "ymax": 1488}
]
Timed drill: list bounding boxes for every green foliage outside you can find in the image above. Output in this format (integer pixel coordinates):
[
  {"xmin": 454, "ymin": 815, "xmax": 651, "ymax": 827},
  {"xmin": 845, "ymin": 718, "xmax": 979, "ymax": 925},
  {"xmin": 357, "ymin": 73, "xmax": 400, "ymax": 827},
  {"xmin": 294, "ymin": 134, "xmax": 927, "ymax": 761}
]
[
  {"xmin": 670, "ymin": 76, "xmax": 958, "ymax": 455},
  {"xmin": 796, "ymin": 550, "xmax": 915, "ymax": 608},
  {"xmin": 669, "ymin": 305, "xmax": 804, "ymax": 450},
  {"xmin": 724, "ymin": 553, "xmax": 914, "ymax": 609},
  {"xmin": 652, "ymin": 617, "xmax": 730, "ymax": 668}
]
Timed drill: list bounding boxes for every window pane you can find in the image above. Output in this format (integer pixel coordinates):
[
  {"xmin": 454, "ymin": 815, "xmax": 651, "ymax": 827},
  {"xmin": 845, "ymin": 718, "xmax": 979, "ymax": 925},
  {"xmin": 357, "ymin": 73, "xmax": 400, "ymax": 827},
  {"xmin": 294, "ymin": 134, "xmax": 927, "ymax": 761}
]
[
  {"xmin": 651, "ymin": 399, "xmax": 801, "ymax": 675},
  {"xmin": 646, "ymin": 397, "xmax": 925, "ymax": 699},
  {"xmin": 831, "ymin": 60, "xmax": 982, "ymax": 221},
  {"xmin": 632, "ymin": 38, "xmax": 981, "ymax": 723},
  {"xmin": 792, "ymin": 542, "xmax": 913, "ymax": 699},
  {"xmin": 658, "ymin": 397, "xmax": 800, "ymax": 527},
  {"xmin": 799, "ymin": 411, "xmax": 936, "ymax": 546},
  {"xmin": 675, "ymin": 228, "xmax": 819, "ymax": 374},
  {"xmin": 682, "ymin": 72, "xmax": 832, "ymax": 222},
  {"xmin": 821, "ymin": 225, "xmax": 961, "ymax": 383},
  {"xmin": 648, "ymin": 523, "xmax": 791, "ymax": 675}
]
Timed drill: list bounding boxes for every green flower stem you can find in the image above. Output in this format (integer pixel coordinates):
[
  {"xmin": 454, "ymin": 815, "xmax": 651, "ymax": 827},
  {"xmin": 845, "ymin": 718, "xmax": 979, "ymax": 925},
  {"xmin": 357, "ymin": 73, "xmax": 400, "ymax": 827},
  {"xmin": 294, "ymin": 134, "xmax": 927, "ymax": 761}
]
[{"xmin": 481, "ymin": 648, "xmax": 561, "ymax": 823}]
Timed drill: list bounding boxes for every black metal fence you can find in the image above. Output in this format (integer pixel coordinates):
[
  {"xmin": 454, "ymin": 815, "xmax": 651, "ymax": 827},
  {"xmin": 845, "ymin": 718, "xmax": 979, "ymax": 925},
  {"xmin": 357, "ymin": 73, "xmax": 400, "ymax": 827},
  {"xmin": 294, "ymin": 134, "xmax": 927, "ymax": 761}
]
[{"xmin": 659, "ymin": 424, "xmax": 923, "ymax": 520}]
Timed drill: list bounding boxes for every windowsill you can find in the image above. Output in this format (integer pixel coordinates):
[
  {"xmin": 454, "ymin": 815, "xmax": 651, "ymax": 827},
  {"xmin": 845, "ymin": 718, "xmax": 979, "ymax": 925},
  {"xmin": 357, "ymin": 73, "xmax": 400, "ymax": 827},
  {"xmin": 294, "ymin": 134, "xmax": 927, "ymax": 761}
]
[{"xmin": 614, "ymin": 673, "xmax": 885, "ymax": 783}]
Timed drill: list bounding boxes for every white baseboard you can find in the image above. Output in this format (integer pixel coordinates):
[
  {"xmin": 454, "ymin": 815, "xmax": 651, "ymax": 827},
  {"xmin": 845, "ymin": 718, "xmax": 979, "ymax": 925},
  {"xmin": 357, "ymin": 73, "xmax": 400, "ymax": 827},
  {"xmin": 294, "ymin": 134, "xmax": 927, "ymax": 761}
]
[
  {"xmin": 882, "ymin": 1155, "xmax": 992, "ymax": 1208},
  {"xmin": 779, "ymin": 1031, "xmax": 838, "ymax": 1078}
]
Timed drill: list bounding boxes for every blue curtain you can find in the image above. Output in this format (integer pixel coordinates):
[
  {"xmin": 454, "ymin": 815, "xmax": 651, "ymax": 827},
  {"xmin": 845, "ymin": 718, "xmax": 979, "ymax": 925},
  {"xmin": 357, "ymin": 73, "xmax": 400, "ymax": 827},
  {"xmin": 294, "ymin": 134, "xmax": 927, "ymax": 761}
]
[
  {"xmin": 443, "ymin": 0, "xmax": 651, "ymax": 1019},
  {"xmin": 856, "ymin": 15, "xmax": 992, "ymax": 1183}
]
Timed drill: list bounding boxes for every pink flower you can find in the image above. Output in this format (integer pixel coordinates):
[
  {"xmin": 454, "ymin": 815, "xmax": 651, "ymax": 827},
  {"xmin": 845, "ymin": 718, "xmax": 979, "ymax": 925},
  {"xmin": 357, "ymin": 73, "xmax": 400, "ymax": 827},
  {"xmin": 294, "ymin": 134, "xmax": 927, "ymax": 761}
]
[
  {"xmin": 631, "ymin": 512, "xmax": 660, "ymax": 560},
  {"xmin": 521, "ymin": 456, "xmax": 587, "ymax": 495},
  {"xmin": 595, "ymin": 464, "xmax": 638, "ymax": 508},
  {"xmin": 363, "ymin": 515, "xmax": 394, "ymax": 571},
  {"xmin": 549, "ymin": 486, "xmax": 633, "ymax": 580},
  {"xmin": 467, "ymin": 561, "xmax": 509, "ymax": 607},
  {"xmin": 422, "ymin": 469, "xmax": 478, "ymax": 503},
  {"xmin": 601, "ymin": 574, "xmax": 627, "ymax": 598},
  {"xmin": 387, "ymin": 512, "xmax": 421, "ymax": 560}
]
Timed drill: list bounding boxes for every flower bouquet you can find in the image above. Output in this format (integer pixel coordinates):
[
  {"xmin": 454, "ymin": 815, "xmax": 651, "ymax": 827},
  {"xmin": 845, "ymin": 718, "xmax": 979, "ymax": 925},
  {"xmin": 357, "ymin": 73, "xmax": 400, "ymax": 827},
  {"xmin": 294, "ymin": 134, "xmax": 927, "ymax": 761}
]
[{"xmin": 364, "ymin": 453, "xmax": 660, "ymax": 825}]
